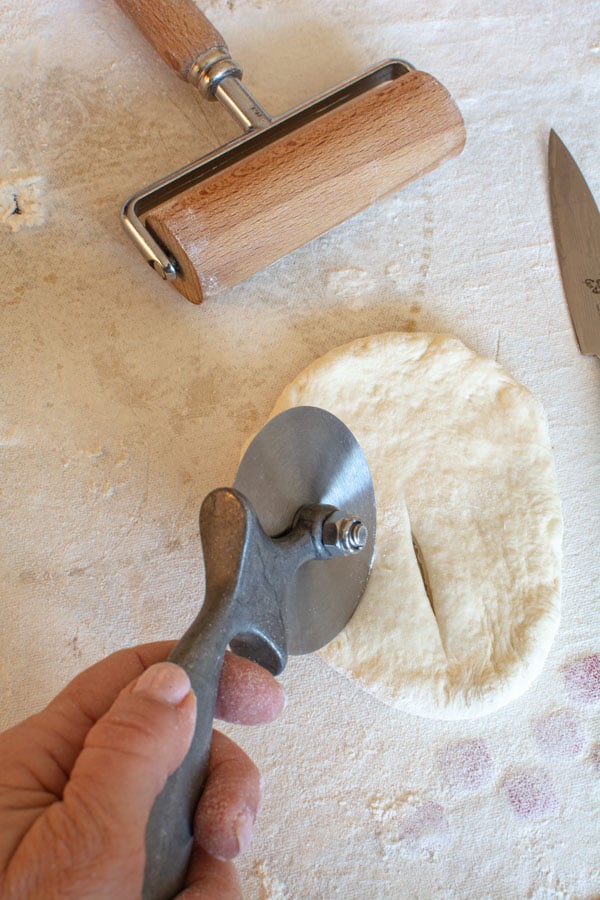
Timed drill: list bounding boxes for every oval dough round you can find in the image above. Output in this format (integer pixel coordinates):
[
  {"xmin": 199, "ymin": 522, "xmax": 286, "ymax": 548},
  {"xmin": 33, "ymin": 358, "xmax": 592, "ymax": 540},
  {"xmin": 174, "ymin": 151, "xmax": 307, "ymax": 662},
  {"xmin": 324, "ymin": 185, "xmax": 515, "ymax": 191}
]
[{"xmin": 269, "ymin": 333, "xmax": 562, "ymax": 719}]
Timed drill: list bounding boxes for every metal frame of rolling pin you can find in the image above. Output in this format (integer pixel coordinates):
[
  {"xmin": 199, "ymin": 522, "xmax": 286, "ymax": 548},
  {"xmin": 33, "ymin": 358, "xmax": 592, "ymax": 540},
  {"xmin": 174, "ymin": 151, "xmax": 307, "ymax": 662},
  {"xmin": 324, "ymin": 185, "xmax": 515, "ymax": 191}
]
[{"xmin": 121, "ymin": 55, "xmax": 413, "ymax": 282}]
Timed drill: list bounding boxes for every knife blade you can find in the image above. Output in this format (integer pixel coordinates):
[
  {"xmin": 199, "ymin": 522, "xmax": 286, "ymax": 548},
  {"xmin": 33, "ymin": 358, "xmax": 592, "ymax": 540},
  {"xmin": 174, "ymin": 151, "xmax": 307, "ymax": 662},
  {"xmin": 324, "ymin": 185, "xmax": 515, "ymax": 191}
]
[{"xmin": 548, "ymin": 128, "xmax": 600, "ymax": 357}]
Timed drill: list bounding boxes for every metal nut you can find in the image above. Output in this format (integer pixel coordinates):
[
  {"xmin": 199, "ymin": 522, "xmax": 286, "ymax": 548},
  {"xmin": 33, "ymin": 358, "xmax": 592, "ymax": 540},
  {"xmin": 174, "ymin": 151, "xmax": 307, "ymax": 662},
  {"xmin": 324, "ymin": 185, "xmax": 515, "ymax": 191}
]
[{"xmin": 322, "ymin": 511, "xmax": 368, "ymax": 556}]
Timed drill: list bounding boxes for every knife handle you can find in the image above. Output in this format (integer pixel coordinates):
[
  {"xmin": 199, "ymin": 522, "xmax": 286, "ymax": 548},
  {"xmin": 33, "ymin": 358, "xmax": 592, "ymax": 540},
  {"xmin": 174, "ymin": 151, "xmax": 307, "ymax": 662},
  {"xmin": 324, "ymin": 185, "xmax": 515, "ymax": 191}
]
[{"xmin": 114, "ymin": 0, "xmax": 229, "ymax": 82}]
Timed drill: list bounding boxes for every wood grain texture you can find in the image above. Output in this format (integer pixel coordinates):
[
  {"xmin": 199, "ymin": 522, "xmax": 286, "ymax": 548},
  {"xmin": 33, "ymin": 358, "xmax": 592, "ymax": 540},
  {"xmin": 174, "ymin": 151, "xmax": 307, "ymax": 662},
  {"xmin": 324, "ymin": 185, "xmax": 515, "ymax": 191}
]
[
  {"xmin": 147, "ymin": 70, "xmax": 466, "ymax": 304},
  {"xmin": 114, "ymin": 0, "xmax": 226, "ymax": 79}
]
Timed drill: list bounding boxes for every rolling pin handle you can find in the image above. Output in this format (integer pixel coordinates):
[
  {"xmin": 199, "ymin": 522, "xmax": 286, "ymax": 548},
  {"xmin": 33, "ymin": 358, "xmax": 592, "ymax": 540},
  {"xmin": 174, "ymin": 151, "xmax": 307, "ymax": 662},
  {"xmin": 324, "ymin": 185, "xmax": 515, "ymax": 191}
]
[
  {"xmin": 114, "ymin": 0, "xmax": 230, "ymax": 81},
  {"xmin": 114, "ymin": 0, "xmax": 271, "ymax": 130}
]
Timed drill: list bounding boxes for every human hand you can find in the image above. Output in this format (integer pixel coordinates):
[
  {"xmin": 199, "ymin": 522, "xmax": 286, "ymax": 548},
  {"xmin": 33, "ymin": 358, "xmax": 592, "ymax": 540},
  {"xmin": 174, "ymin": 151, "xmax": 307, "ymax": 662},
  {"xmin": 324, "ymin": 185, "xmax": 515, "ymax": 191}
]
[{"xmin": 0, "ymin": 641, "xmax": 285, "ymax": 899}]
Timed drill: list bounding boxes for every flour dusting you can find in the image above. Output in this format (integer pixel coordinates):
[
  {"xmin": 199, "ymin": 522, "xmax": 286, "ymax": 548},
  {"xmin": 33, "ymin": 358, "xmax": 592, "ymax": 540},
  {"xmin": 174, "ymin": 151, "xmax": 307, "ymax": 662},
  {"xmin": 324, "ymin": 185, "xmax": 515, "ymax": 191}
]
[{"xmin": 254, "ymin": 860, "xmax": 287, "ymax": 900}]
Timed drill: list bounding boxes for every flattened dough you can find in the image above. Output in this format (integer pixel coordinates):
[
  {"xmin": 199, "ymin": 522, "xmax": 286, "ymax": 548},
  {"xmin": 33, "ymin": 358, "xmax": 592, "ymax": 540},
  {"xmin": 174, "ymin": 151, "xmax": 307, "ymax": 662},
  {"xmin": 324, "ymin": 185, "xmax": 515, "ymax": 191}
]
[{"xmin": 270, "ymin": 333, "xmax": 562, "ymax": 719}]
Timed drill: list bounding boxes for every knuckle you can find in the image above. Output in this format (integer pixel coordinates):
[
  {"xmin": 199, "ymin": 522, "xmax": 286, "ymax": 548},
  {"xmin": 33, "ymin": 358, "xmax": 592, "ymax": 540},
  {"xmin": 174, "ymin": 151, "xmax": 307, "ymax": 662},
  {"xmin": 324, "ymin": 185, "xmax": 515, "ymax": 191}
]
[
  {"xmin": 35, "ymin": 795, "xmax": 141, "ymax": 899},
  {"xmin": 63, "ymin": 774, "xmax": 119, "ymax": 852},
  {"xmin": 90, "ymin": 705, "xmax": 163, "ymax": 759}
]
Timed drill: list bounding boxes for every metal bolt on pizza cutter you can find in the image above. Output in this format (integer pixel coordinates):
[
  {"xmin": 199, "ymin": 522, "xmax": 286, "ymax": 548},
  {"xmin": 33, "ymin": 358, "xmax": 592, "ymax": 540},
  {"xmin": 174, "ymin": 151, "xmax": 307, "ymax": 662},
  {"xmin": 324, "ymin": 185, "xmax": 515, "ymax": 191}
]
[{"xmin": 143, "ymin": 406, "xmax": 376, "ymax": 899}]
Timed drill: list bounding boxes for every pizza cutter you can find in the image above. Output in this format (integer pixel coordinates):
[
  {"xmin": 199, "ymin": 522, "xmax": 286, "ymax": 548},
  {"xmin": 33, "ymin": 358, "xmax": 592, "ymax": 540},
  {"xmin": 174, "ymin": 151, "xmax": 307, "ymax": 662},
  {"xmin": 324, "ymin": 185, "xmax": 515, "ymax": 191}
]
[{"xmin": 144, "ymin": 406, "xmax": 376, "ymax": 899}]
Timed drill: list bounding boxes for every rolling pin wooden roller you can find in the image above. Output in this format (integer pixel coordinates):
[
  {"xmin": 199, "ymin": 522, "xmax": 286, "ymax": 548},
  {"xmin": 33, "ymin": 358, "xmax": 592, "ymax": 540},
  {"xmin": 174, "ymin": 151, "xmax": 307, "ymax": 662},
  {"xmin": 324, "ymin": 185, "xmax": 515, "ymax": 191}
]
[{"xmin": 115, "ymin": 0, "xmax": 465, "ymax": 304}]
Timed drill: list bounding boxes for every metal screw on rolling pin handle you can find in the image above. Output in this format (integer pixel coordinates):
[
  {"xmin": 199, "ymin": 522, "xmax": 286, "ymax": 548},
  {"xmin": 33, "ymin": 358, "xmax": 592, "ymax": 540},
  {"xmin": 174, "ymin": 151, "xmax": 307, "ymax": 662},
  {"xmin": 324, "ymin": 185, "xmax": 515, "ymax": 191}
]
[{"xmin": 322, "ymin": 512, "xmax": 368, "ymax": 556}]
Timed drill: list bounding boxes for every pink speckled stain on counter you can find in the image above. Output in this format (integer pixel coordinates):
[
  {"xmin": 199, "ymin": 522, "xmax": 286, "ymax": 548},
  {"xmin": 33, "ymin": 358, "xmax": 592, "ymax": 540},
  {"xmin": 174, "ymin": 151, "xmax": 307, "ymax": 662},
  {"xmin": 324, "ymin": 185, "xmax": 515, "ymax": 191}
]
[
  {"xmin": 562, "ymin": 655, "xmax": 600, "ymax": 705},
  {"xmin": 502, "ymin": 769, "xmax": 559, "ymax": 819},
  {"xmin": 589, "ymin": 744, "xmax": 600, "ymax": 775},
  {"xmin": 396, "ymin": 800, "xmax": 451, "ymax": 853},
  {"xmin": 438, "ymin": 737, "xmax": 495, "ymax": 792},
  {"xmin": 532, "ymin": 709, "xmax": 587, "ymax": 759}
]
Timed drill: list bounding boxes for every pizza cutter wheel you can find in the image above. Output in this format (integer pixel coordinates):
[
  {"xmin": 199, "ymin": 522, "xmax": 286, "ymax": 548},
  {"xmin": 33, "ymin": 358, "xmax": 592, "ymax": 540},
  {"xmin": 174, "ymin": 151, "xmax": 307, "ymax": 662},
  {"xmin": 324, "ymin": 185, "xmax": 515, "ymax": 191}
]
[{"xmin": 143, "ymin": 406, "xmax": 376, "ymax": 899}]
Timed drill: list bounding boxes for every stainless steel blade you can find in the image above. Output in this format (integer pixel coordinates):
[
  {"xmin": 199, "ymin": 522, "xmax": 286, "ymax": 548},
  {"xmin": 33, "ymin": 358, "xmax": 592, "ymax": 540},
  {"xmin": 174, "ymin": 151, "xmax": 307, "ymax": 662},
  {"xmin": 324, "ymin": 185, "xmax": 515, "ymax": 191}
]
[
  {"xmin": 549, "ymin": 129, "xmax": 600, "ymax": 356},
  {"xmin": 234, "ymin": 406, "xmax": 376, "ymax": 655}
]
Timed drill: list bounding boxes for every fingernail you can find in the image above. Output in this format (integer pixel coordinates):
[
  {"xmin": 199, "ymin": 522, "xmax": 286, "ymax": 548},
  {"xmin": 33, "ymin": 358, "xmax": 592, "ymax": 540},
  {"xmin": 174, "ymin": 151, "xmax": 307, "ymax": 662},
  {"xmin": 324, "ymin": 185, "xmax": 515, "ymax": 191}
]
[
  {"xmin": 133, "ymin": 662, "xmax": 191, "ymax": 705},
  {"xmin": 234, "ymin": 807, "xmax": 255, "ymax": 856}
]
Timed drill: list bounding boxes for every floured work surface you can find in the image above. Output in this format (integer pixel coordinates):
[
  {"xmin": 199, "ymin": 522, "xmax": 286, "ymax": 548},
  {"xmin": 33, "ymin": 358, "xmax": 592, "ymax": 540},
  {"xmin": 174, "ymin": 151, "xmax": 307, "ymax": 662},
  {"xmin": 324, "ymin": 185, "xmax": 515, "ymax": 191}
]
[
  {"xmin": 1, "ymin": 0, "xmax": 599, "ymax": 897},
  {"xmin": 270, "ymin": 332, "xmax": 562, "ymax": 719}
]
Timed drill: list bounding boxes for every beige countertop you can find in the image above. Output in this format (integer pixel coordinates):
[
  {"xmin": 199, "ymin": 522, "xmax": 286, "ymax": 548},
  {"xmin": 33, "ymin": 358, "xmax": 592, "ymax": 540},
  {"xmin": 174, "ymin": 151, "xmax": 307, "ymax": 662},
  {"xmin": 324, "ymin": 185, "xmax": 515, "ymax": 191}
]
[{"xmin": 1, "ymin": 1, "xmax": 599, "ymax": 896}]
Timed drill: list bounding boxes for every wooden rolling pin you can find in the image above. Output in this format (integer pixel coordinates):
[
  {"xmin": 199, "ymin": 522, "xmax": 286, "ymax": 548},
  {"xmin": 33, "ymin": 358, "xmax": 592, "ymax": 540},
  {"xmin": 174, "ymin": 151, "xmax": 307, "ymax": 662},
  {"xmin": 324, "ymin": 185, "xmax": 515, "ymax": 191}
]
[{"xmin": 116, "ymin": 0, "xmax": 466, "ymax": 303}]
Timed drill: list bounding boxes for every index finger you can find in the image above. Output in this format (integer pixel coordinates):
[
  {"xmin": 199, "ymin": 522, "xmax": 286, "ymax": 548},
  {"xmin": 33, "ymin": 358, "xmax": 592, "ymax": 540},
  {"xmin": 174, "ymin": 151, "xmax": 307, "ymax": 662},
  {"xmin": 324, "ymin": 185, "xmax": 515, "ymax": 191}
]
[
  {"xmin": 50, "ymin": 642, "xmax": 284, "ymax": 727},
  {"xmin": 37, "ymin": 643, "xmax": 284, "ymax": 777}
]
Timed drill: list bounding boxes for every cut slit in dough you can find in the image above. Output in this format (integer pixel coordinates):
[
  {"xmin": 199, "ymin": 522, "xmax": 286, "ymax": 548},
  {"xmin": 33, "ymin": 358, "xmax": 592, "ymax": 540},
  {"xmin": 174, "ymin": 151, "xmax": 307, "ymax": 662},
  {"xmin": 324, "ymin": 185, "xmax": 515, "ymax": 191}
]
[{"xmin": 269, "ymin": 333, "xmax": 562, "ymax": 720}]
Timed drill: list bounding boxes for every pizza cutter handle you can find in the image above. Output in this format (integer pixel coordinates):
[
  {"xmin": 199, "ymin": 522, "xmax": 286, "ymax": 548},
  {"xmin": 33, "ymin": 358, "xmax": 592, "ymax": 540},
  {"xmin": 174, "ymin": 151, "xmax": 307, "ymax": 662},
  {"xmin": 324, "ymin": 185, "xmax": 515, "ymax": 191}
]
[
  {"xmin": 141, "ymin": 487, "xmax": 330, "ymax": 898},
  {"xmin": 141, "ymin": 605, "xmax": 229, "ymax": 899},
  {"xmin": 141, "ymin": 490, "xmax": 251, "ymax": 900}
]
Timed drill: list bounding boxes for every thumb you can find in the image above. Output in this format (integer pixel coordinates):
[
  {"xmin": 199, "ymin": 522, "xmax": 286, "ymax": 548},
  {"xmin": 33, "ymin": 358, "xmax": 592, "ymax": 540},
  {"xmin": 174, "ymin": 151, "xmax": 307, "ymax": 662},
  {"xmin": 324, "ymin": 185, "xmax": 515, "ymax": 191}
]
[{"xmin": 50, "ymin": 662, "xmax": 196, "ymax": 889}]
